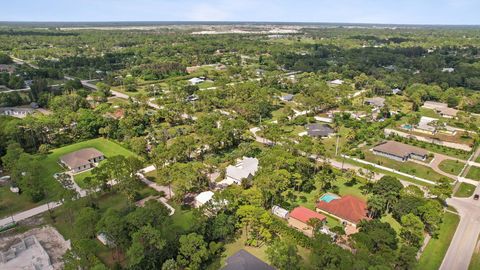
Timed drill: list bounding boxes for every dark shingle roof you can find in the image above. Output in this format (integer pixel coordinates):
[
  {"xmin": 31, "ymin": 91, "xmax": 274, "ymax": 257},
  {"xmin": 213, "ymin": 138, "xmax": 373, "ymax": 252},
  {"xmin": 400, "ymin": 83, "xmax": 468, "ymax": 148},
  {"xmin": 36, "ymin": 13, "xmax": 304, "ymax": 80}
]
[
  {"xmin": 306, "ymin": 123, "xmax": 334, "ymax": 137},
  {"xmin": 222, "ymin": 249, "xmax": 275, "ymax": 270}
]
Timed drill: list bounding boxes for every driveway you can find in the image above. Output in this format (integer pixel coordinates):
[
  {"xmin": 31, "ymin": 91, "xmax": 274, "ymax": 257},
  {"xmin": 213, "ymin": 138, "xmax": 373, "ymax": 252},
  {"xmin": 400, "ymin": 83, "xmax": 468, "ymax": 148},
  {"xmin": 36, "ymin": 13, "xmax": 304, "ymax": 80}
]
[{"xmin": 440, "ymin": 184, "xmax": 480, "ymax": 270}]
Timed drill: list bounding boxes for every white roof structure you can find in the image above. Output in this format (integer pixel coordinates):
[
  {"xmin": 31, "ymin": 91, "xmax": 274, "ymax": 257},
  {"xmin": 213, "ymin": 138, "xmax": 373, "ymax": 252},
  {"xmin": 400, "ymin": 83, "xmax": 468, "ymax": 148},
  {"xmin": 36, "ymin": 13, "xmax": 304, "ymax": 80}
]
[
  {"xmin": 329, "ymin": 79, "xmax": 344, "ymax": 85},
  {"xmin": 195, "ymin": 191, "xmax": 214, "ymax": 206},
  {"xmin": 416, "ymin": 116, "xmax": 437, "ymax": 133},
  {"xmin": 272, "ymin": 205, "xmax": 289, "ymax": 219},
  {"xmin": 225, "ymin": 157, "xmax": 259, "ymax": 184},
  {"xmin": 188, "ymin": 77, "xmax": 205, "ymax": 85}
]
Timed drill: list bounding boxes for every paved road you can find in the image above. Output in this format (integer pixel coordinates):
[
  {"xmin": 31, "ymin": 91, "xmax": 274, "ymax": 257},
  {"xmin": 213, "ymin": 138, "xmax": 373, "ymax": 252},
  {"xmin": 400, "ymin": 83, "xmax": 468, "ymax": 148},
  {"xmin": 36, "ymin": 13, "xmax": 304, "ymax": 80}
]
[{"xmin": 440, "ymin": 183, "xmax": 480, "ymax": 270}]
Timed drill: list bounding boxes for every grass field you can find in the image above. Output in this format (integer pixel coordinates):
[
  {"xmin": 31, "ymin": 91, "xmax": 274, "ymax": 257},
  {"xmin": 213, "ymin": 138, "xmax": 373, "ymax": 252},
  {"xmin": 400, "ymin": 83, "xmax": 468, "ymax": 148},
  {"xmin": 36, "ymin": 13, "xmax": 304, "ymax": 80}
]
[
  {"xmin": 454, "ymin": 182, "xmax": 476, "ymax": 198},
  {"xmin": 417, "ymin": 212, "xmax": 460, "ymax": 270},
  {"xmin": 466, "ymin": 167, "xmax": 480, "ymax": 181},
  {"xmin": 439, "ymin": 159, "xmax": 465, "ymax": 175},
  {"xmin": 0, "ymin": 186, "xmax": 39, "ymax": 218}
]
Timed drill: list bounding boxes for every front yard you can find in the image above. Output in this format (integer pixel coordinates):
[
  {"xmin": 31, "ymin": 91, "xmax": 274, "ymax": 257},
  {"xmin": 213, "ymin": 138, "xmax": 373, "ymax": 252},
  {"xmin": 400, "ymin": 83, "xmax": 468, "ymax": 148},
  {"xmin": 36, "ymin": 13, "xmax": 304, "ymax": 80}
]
[
  {"xmin": 360, "ymin": 149, "xmax": 448, "ymax": 182},
  {"xmin": 439, "ymin": 159, "xmax": 465, "ymax": 175}
]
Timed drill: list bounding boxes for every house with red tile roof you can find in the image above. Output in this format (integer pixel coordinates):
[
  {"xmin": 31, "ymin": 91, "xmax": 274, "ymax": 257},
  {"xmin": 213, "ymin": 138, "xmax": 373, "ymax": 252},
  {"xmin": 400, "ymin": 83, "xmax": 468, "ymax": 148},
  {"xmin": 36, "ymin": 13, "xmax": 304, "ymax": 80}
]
[
  {"xmin": 316, "ymin": 195, "xmax": 369, "ymax": 228},
  {"xmin": 288, "ymin": 206, "xmax": 326, "ymax": 237}
]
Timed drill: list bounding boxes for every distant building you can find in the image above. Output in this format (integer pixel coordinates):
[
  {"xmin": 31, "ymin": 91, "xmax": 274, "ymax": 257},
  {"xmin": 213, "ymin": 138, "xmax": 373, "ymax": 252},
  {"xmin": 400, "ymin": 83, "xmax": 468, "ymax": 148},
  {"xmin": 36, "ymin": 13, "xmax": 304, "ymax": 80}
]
[
  {"xmin": 329, "ymin": 79, "xmax": 344, "ymax": 85},
  {"xmin": 442, "ymin": 67, "xmax": 455, "ymax": 73},
  {"xmin": 280, "ymin": 94, "xmax": 294, "ymax": 102},
  {"xmin": 316, "ymin": 195, "xmax": 369, "ymax": 228},
  {"xmin": 0, "ymin": 107, "xmax": 35, "ymax": 118},
  {"xmin": 59, "ymin": 148, "xmax": 105, "ymax": 173},
  {"xmin": 0, "ymin": 64, "xmax": 16, "ymax": 74},
  {"xmin": 306, "ymin": 123, "xmax": 335, "ymax": 138},
  {"xmin": 220, "ymin": 157, "xmax": 259, "ymax": 186},
  {"xmin": 365, "ymin": 97, "xmax": 385, "ymax": 108},
  {"xmin": 288, "ymin": 206, "xmax": 326, "ymax": 237},
  {"xmin": 271, "ymin": 205, "xmax": 289, "ymax": 219},
  {"xmin": 422, "ymin": 101, "xmax": 458, "ymax": 119},
  {"xmin": 188, "ymin": 77, "xmax": 205, "ymax": 85},
  {"xmin": 372, "ymin": 141, "xmax": 428, "ymax": 162},
  {"xmin": 222, "ymin": 249, "xmax": 275, "ymax": 270},
  {"xmin": 392, "ymin": 88, "xmax": 402, "ymax": 95}
]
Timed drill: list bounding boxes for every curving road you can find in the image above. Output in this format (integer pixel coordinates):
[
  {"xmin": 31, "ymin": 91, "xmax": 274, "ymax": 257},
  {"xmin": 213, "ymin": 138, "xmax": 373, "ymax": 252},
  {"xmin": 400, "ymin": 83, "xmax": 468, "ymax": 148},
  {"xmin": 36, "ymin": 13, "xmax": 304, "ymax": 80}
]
[{"xmin": 440, "ymin": 184, "xmax": 480, "ymax": 270}]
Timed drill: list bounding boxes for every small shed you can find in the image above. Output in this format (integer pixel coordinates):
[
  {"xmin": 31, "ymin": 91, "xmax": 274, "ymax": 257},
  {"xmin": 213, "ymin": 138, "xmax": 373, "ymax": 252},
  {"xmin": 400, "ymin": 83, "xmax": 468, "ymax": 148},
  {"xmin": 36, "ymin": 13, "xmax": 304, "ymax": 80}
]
[{"xmin": 272, "ymin": 205, "xmax": 289, "ymax": 219}]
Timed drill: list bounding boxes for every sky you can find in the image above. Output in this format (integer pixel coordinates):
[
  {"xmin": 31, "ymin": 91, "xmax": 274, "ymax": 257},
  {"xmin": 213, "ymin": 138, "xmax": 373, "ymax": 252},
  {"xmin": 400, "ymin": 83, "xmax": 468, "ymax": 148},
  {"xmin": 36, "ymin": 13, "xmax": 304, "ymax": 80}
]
[{"xmin": 1, "ymin": 0, "xmax": 480, "ymax": 25}]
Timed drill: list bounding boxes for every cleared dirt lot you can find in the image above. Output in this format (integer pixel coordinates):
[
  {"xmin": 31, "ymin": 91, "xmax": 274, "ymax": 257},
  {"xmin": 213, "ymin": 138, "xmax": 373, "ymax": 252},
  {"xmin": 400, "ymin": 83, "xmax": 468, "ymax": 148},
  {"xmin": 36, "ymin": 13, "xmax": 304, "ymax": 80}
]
[{"xmin": 0, "ymin": 225, "xmax": 71, "ymax": 269}]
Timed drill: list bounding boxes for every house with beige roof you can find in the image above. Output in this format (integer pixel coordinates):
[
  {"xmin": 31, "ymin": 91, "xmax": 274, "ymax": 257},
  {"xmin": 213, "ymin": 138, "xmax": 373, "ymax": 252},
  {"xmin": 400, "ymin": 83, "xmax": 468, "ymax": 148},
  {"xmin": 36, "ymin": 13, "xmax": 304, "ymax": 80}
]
[
  {"xmin": 372, "ymin": 141, "xmax": 428, "ymax": 162},
  {"xmin": 59, "ymin": 148, "xmax": 105, "ymax": 173}
]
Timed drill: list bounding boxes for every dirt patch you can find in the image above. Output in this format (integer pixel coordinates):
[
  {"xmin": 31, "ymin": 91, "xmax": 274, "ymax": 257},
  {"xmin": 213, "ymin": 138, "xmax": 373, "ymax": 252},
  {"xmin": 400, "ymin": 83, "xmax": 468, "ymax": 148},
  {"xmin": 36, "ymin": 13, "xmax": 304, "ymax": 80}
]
[{"xmin": 0, "ymin": 225, "xmax": 70, "ymax": 269}]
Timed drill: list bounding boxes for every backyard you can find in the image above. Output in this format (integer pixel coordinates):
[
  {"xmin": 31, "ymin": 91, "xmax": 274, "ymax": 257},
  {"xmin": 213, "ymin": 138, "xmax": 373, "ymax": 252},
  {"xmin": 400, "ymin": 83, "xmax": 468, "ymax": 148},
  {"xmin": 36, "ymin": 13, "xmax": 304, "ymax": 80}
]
[{"xmin": 417, "ymin": 212, "xmax": 460, "ymax": 270}]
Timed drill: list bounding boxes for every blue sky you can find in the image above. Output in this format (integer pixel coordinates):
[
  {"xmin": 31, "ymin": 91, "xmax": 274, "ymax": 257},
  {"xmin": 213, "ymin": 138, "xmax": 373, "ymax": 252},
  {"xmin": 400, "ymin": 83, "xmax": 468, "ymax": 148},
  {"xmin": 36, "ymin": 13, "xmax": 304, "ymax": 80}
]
[{"xmin": 2, "ymin": 0, "xmax": 479, "ymax": 25}]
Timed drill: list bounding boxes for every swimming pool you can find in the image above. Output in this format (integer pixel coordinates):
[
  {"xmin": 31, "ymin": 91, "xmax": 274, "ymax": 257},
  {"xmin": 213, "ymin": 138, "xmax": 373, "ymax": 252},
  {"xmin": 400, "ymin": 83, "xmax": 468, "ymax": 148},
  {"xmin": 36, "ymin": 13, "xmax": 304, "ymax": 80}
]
[
  {"xmin": 319, "ymin": 193, "xmax": 340, "ymax": 203},
  {"xmin": 402, "ymin": 124, "xmax": 413, "ymax": 130}
]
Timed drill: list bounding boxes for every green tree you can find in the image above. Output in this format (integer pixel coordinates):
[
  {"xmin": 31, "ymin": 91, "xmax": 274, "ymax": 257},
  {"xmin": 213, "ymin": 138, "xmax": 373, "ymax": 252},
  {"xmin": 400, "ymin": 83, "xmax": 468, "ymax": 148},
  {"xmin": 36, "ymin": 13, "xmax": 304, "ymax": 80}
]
[
  {"xmin": 266, "ymin": 240, "xmax": 301, "ymax": 270},
  {"xmin": 400, "ymin": 213, "xmax": 425, "ymax": 247},
  {"xmin": 176, "ymin": 233, "xmax": 210, "ymax": 270},
  {"xmin": 74, "ymin": 207, "xmax": 100, "ymax": 239}
]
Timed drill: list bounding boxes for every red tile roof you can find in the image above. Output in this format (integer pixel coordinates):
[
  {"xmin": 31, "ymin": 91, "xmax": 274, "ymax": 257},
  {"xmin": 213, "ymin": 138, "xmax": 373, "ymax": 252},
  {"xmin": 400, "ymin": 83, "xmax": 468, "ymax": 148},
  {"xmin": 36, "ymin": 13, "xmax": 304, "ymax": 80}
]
[
  {"xmin": 316, "ymin": 195, "xmax": 369, "ymax": 224},
  {"xmin": 289, "ymin": 206, "xmax": 326, "ymax": 224}
]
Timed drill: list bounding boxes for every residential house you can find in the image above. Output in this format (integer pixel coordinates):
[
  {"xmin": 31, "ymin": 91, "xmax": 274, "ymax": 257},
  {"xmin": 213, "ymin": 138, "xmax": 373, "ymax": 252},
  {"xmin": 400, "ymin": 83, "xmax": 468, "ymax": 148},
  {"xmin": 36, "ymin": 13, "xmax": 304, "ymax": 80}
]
[
  {"xmin": 316, "ymin": 195, "xmax": 369, "ymax": 230},
  {"xmin": 365, "ymin": 97, "xmax": 385, "ymax": 108},
  {"xmin": 372, "ymin": 141, "xmax": 428, "ymax": 162},
  {"xmin": 220, "ymin": 157, "xmax": 259, "ymax": 186},
  {"xmin": 288, "ymin": 206, "xmax": 326, "ymax": 237},
  {"xmin": 194, "ymin": 191, "xmax": 214, "ymax": 208},
  {"xmin": 422, "ymin": 101, "xmax": 458, "ymax": 119},
  {"xmin": 271, "ymin": 205, "xmax": 289, "ymax": 219},
  {"xmin": 59, "ymin": 148, "xmax": 105, "ymax": 173},
  {"xmin": 222, "ymin": 249, "xmax": 275, "ymax": 270},
  {"xmin": 414, "ymin": 116, "xmax": 457, "ymax": 135},
  {"xmin": 306, "ymin": 123, "xmax": 335, "ymax": 138},
  {"xmin": 0, "ymin": 107, "xmax": 35, "ymax": 118}
]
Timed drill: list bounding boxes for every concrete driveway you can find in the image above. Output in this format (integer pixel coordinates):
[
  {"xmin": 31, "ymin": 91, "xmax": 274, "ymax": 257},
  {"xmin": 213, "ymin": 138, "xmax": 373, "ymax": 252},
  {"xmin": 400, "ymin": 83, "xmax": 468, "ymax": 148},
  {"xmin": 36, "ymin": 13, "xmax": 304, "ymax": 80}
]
[{"xmin": 440, "ymin": 184, "xmax": 480, "ymax": 270}]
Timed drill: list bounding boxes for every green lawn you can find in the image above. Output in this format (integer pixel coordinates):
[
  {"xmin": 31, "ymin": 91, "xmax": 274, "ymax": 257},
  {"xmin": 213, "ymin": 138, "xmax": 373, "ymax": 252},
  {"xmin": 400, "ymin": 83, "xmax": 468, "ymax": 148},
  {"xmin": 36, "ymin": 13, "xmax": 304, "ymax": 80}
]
[
  {"xmin": 169, "ymin": 202, "xmax": 196, "ymax": 232},
  {"xmin": 417, "ymin": 212, "xmax": 460, "ymax": 270},
  {"xmin": 466, "ymin": 167, "xmax": 480, "ymax": 181},
  {"xmin": 362, "ymin": 150, "xmax": 449, "ymax": 182},
  {"xmin": 381, "ymin": 214, "xmax": 402, "ymax": 234},
  {"xmin": 0, "ymin": 186, "xmax": 39, "ymax": 218},
  {"xmin": 469, "ymin": 235, "xmax": 480, "ymax": 270},
  {"xmin": 454, "ymin": 182, "xmax": 476, "ymax": 198},
  {"xmin": 439, "ymin": 159, "xmax": 465, "ymax": 175}
]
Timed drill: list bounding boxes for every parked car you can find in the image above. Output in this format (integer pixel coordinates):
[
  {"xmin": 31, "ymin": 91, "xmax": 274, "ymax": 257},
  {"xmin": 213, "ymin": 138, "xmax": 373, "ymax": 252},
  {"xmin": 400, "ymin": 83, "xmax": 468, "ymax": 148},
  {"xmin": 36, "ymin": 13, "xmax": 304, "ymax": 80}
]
[{"xmin": 474, "ymin": 194, "xmax": 479, "ymax": 200}]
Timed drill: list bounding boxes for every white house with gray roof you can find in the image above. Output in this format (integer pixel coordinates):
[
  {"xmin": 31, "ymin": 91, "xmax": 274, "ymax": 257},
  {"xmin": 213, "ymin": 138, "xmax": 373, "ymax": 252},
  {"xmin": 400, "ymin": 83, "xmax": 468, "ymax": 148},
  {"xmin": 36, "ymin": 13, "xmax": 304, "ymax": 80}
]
[{"xmin": 219, "ymin": 157, "xmax": 259, "ymax": 186}]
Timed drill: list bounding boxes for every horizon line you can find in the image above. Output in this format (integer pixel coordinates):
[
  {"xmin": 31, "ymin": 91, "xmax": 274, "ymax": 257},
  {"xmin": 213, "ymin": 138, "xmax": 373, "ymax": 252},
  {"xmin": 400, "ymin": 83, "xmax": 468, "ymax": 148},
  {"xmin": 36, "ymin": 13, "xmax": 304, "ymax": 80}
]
[{"xmin": 0, "ymin": 20, "xmax": 479, "ymax": 27}]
